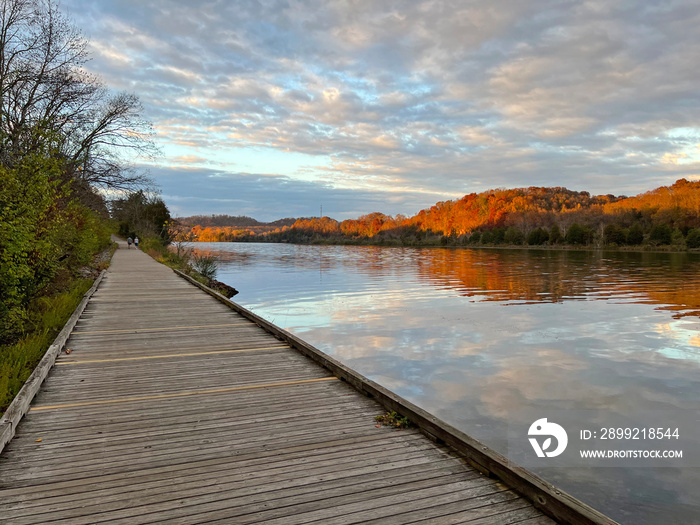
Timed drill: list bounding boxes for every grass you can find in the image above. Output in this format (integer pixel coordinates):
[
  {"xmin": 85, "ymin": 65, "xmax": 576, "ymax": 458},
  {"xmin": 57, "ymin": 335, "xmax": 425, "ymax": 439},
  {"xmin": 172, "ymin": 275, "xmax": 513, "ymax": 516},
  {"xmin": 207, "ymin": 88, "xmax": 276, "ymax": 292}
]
[
  {"xmin": 375, "ymin": 411, "xmax": 413, "ymax": 429},
  {"xmin": 142, "ymin": 236, "xmax": 195, "ymax": 273},
  {"xmin": 191, "ymin": 253, "xmax": 218, "ymax": 280},
  {"xmin": 141, "ymin": 236, "xmax": 222, "ymax": 288},
  {"xmin": 0, "ymin": 279, "xmax": 93, "ymax": 415}
]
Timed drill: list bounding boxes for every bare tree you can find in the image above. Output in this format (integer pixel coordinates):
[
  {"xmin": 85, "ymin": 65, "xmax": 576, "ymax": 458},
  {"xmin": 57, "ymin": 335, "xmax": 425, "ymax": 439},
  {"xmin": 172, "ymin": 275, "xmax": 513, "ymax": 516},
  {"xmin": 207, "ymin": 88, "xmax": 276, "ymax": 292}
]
[
  {"xmin": 0, "ymin": 0, "xmax": 155, "ymax": 190},
  {"xmin": 65, "ymin": 90, "xmax": 157, "ymax": 190}
]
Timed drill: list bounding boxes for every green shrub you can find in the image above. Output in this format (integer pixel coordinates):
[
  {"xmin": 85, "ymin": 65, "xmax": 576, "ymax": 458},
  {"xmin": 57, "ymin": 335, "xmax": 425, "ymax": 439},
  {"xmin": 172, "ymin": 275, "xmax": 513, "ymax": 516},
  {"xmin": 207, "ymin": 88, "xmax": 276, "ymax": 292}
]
[
  {"xmin": 671, "ymin": 228, "xmax": 685, "ymax": 246},
  {"xmin": 0, "ymin": 157, "xmax": 65, "ymax": 341},
  {"xmin": 649, "ymin": 224, "xmax": 672, "ymax": 245},
  {"xmin": 686, "ymin": 229, "xmax": 700, "ymax": 249},
  {"xmin": 1, "ymin": 279, "xmax": 92, "ymax": 414},
  {"xmin": 527, "ymin": 227, "xmax": 549, "ymax": 245},
  {"xmin": 565, "ymin": 223, "xmax": 594, "ymax": 245},
  {"xmin": 627, "ymin": 224, "xmax": 644, "ymax": 245},
  {"xmin": 491, "ymin": 227, "xmax": 506, "ymax": 244},
  {"xmin": 375, "ymin": 411, "xmax": 412, "ymax": 429},
  {"xmin": 504, "ymin": 227, "xmax": 524, "ymax": 245},
  {"xmin": 110, "ymin": 191, "xmax": 172, "ymax": 244},
  {"xmin": 549, "ymin": 225, "xmax": 563, "ymax": 244},
  {"xmin": 604, "ymin": 224, "xmax": 626, "ymax": 245}
]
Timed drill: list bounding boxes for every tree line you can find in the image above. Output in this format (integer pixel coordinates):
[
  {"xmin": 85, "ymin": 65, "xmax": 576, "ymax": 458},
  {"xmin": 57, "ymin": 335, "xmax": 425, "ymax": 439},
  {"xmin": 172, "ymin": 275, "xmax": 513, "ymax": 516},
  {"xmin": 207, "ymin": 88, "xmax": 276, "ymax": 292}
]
[
  {"xmin": 177, "ymin": 215, "xmax": 297, "ymax": 228},
  {"xmin": 172, "ymin": 179, "xmax": 700, "ymax": 250}
]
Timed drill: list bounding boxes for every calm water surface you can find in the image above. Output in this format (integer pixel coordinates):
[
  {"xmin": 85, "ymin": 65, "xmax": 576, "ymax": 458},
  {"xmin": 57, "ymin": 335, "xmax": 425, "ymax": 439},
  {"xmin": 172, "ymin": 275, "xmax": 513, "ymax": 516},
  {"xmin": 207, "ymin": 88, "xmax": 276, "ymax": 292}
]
[{"xmin": 193, "ymin": 242, "xmax": 700, "ymax": 524}]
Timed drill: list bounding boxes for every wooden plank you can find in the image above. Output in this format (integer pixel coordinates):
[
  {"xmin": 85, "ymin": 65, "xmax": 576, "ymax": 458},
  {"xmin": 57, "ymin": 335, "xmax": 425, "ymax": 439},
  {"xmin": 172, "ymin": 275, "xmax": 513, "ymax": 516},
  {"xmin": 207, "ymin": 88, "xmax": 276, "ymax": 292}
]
[
  {"xmin": 2, "ymin": 409, "xmax": 388, "ymax": 469},
  {"xmin": 12, "ymin": 380, "xmax": 353, "ymax": 424},
  {"xmin": 117, "ymin": 473, "xmax": 491, "ymax": 525},
  {"xmin": 27, "ymin": 376, "xmax": 338, "ymax": 412},
  {"xmin": 13, "ymin": 390, "xmax": 375, "ymax": 436},
  {"xmin": 1, "ymin": 442, "xmax": 464, "ymax": 521},
  {"xmin": 0, "ymin": 434, "xmax": 448, "ymax": 502},
  {"xmin": 0, "ymin": 425, "xmax": 411, "ymax": 484},
  {"xmin": 366, "ymin": 494, "xmax": 539, "ymax": 525},
  {"xmin": 3, "ymin": 454, "xmax": 465, "ymax": 522},
  {"xmin": 235, "ymin": 482, "xmax": 514, "ymax": 525},
  {"xmin": 6, "ymin": 447, "xmax": 467, "ymax": 523},
  {"xmin": 0, "ymin": 435, "xmax": 436, "ymax": 513},
  {"xmin": 56, "ymin": 346, "xmax": 289, "ymax": 362},
  {"xmin": 3, "ymin": 409, "xmax": 381, "ymax": 467},
  {"xmin": 13, "ymin": 381, "xmax": 361, "ymax": 428},
  {"xmin": 12, "ymin": 397, "xmax": 380, "ymax": 439}
]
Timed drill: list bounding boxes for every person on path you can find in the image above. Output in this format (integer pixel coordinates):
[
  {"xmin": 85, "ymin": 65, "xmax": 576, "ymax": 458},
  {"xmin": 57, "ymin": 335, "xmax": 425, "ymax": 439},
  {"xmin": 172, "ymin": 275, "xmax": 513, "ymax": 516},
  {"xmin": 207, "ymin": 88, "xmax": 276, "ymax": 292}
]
[
  {"xmin": 134, "ymin": 236, "xmax": 139, "ymax": 249},
  {"xmin": 127, "ymin": 237, "xmax": 132, "ymax": 249}
]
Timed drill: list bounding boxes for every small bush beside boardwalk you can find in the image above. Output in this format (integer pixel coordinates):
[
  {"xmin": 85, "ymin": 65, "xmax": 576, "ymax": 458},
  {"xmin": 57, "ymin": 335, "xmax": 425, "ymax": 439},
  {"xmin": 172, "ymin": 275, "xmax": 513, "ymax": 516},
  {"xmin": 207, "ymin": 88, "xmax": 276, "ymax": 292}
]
[{"xmin": 142, "ymin": 237, "xmax": 238, "ymax": 298}]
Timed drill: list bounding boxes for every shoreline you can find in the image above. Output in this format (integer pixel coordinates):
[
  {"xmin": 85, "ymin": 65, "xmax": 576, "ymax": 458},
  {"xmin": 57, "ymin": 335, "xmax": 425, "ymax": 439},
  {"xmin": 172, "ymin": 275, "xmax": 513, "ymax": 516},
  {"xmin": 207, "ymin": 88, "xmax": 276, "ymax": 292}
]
[{"xmin": 189, "ymin": 238, "xmax": 700, "ymax": 255}]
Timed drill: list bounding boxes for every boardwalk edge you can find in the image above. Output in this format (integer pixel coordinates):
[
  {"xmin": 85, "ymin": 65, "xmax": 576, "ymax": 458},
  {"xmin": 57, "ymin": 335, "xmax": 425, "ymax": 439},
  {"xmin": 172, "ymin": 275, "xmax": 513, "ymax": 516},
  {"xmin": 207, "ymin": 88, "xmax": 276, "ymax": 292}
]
[
  {"xmin": 174, "ymin": 269, "xmax": 619, "ymax": 525},
  {"xmin": 0, "ymin": 270, "xmax": 106, "ymax": 454}
]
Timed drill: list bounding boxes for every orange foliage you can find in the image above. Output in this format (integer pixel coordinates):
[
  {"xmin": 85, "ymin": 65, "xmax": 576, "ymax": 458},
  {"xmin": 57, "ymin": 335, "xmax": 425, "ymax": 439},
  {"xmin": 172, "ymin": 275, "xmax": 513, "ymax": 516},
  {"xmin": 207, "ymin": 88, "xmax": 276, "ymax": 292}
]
[
  {"xmin": 175, "ymin": 180, "xmax": 700, "ymax": 242},
  {"xmin": 291, "ymin": 217, "xmax": 341, "ymax": 235},
  {"xmin": 403, "ymin": 186, "xmax": 612, "ymax": 235},
  {"xmin": 340, "ymin": 213, "xmax": 400, "ymax": 237},
  {"xmin": 604, "ymin": 179, "xmax": 700, "ymax": 228},
  {"xmin": 173, "ymin": 225, "xmax": 256, "ymax": 242}
]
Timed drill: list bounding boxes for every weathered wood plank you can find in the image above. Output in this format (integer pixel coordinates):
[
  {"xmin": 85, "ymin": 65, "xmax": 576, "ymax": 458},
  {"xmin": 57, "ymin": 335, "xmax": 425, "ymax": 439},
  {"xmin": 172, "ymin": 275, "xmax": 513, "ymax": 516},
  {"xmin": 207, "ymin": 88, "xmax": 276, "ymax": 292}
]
[
  {"xmin": 4, "ymin": 443, "xmax": 459, "ymax": 521},
  {"xmin": 0, "ymin": 435, "xmax": 439, "ymax": 513},
  {"xmin": 12, "ymin": 383, "xmax": 364, "ymax": 429},
  {"xmin": 1, "ymin": 409, "xmax": 389, "ymax": 469},
  {"xmin": 240, "ymin": 483, "xmax": 514, "ymax": 525},
  {"xmin": 123, "ymin": 473, "xmax": 491, "ymax": 525},
  {"xmin": 0, "ymin": 418, "xmax": 387, "ymax": 480},
  {"xmin": 13, "ymin": 390, "xmax": 376, "ymax": 435},
  {"xmin": 0, "ymin": 440, "xmax": 459, "ymax": 508}
]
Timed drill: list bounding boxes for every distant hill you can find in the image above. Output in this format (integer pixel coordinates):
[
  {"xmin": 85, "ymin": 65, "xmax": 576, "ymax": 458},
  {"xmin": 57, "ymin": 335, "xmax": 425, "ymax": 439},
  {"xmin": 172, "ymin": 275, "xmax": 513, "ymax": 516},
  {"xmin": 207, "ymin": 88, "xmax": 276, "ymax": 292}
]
[
  {"xmin": 172, "ymin": 215, "xmax": 309, "ymax": 241},
  {"xmin": 172, "ymin": 180, "xmax": 700, "ymax": 248},
  {"xmin": 176, "ymin": 214, "xmax": 298, "ymax": 228}
]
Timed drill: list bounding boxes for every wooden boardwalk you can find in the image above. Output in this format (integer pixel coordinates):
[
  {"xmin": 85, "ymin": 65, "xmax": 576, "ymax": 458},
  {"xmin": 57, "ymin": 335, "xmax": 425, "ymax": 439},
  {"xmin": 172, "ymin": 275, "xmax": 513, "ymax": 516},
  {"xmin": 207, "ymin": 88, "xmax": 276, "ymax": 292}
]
[{"xmin": 0, "ymin": 240, "xmax": 560, "ymax": 524}]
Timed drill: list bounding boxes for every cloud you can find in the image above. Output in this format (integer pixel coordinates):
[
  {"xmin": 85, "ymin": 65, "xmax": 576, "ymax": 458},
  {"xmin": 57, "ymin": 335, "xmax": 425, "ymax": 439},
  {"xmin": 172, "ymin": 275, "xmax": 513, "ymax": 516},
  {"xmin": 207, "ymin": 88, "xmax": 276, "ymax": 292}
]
[
  {"xmin": 169, "ymin": 155, "xmax": 211, "ymax": 165},
  {"xmin": 61, "ymin": 0, "xmax": 700, "ymax": 216}
]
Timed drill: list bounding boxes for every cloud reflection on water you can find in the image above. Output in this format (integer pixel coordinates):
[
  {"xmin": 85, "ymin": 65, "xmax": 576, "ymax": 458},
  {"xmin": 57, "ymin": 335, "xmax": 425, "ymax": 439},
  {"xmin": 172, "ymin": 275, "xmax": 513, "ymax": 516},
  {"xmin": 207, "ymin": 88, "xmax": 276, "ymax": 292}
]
[{"xmin": 194, "ymin": 243, "xmax": 700, "ymax": 523}]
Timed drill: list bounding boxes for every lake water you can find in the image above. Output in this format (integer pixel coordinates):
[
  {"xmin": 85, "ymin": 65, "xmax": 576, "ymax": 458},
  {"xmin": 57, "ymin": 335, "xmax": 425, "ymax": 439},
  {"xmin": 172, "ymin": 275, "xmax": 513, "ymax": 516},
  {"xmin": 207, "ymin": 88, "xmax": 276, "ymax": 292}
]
[{"xmin": 191, "ymin": 242, "xmax": 700, "ymax": 524}]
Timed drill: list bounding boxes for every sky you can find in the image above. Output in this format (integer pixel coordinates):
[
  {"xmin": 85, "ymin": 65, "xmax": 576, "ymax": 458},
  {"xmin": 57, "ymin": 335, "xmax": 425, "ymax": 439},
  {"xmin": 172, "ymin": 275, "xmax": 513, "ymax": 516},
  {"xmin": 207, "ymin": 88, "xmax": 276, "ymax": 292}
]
[{"xmin": 62, "ymin": 0, "xmax": 700, "ymax": 221}]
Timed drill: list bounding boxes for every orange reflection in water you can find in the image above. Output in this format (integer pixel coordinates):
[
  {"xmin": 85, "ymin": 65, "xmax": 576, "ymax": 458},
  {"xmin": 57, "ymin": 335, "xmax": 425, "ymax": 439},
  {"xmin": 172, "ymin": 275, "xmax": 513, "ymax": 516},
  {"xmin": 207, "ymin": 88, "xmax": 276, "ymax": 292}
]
[{"xmin": 409, "ymin": 248, "xmax": 700, "ymax": 317}]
